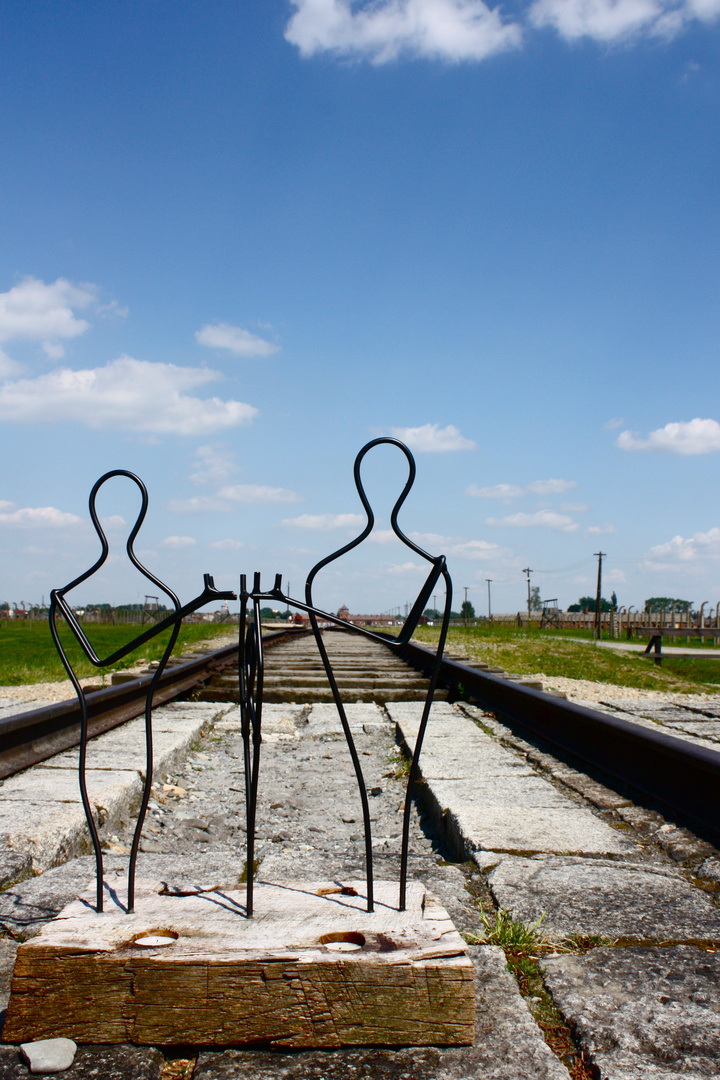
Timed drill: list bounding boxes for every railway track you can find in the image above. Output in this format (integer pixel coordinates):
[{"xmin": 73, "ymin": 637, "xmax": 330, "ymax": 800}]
[
  {"xmin": 2, "ymin": 626, "xmax": 720, "ymax": 841},
  {"xmin": 1, "ymin": 629, "xmax": 719, "ymax": 1078},
  {"xmin": 0, "ymin": 629, "xmax": 292, "ymax": 780}
]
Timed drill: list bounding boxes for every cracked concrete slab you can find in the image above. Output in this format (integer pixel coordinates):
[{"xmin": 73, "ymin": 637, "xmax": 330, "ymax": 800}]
[
  {"xmin": 488, "ymin": 856, "xmax": 720, "ymax": 942},
  {"xmin": 0, "ymin": 702, "xmax": 231, "ymax": 873},
  {"xmin": 388, "ymin": 704, "xmax": 636, "ymax": 858},
  {"xmin": 305, "ymin": 702, "xmax": 392, "ymax": 734},
  {"xmin": 542, "ymin": 945, "xmax": 720, "ymax": 1079}
]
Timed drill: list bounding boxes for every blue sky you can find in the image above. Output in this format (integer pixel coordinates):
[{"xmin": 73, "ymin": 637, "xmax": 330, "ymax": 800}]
[{"xmin": 1, "ymin": 0, "xmax": 719, "ymax": 617}]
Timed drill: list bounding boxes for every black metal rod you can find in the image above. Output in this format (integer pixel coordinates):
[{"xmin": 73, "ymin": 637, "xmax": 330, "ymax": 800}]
[
  {"xmin": 398, "ymin": 564, "xmax": 452, "ymax": 910},
  {"xmin": 48, "ymin": 470, "xmax": 235, "ymax": 914}
]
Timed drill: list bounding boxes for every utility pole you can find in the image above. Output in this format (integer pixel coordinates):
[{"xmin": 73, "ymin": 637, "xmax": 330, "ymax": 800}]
[
  {"xmin": 593, "ymin": 552, "xmax": 605, "ymax": 640},
  {"xmin": 463, "ymin": 586, "xmax": 469, "ymax": 626},
  {"xmin": 486, "ymin": 579, "xmax": 493, "ymax": 621},
  {"xmin": 522, "ymin": 568, "xmax": 532, "ymax": 623}
]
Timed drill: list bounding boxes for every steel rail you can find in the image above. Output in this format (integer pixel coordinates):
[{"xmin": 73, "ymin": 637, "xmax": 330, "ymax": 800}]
[
  {"xmin": 0, "ymin": 629, "xmax": 299, "ymax": 780},
  {"xmin": 396, "ymin": 638, "xmax": 720, "ymax": 836}
]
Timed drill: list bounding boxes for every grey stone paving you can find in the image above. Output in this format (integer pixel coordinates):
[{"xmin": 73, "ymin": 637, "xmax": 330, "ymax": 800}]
[
  {"xmin": 2, "ymin": 632, "xmax": 720, "ymax": 1078},
  {"xmin": 581, "ymin": 697, "xmax": 720, "ymax": 750},
  {"xmin": 0, "ymin": 701, "xmax": 230, "ymax": 873},
  {"xmin": 0, "ymin": 683, "xmax": 566, "ymax": 1078},
  {"xmin": 487, "ymin": 855, "xmax": 720, "ymax": 942},
  {"xmin": 542, "ymin": 946, "xmax": 720, "ymax": 1079},
  {"xmin": 389, "ymin": 702, "xmax": 635, "ymax": 857}
]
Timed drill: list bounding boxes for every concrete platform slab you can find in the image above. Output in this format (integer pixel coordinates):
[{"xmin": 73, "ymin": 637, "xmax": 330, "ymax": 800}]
[
  {"xmin": 215, "ymin": 705, "xmax": 306, "ymax": 736},
  {"xmin": 542, "ymin": 945, "xmax": 720, "ymax": 1079},
  {"xmin": 488, "ymin": 856, "xmax": 720, "ymax": 941},
  {"xmin": 305, "ymin": 703, "xmax": 391, "ymax": 734},
  {"xmin": 0, "ymin": 769, "xmax": 140, "ymax": 802},
  {"xmin": 429, "ymin": 777, "xmax": 573, "ymax": 808},
  {"xmin": 0, "ymin": 703, "xmax": 231, "ymax": 873},
  {"xmin": 389, "ymin": 704, "xmax": 636, "ymax": 857},
  {"xmin": 455, "ymin": 805, "xmax": 634, "ymax": 857}
]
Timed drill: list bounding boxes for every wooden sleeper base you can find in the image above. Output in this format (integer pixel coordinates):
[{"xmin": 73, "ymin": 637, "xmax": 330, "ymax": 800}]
[{"xmin": 3, "ymin": 879, "xmax": 475, "ymax": 1048}]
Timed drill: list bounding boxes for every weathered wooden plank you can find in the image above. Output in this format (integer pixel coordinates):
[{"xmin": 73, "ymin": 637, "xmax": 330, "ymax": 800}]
[{"xmin": 3, "ymin": 880, "xmax": 475, "ymax": 1047}]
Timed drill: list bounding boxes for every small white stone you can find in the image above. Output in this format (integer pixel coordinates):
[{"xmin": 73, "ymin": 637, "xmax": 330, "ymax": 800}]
[{"xmin": 20, "ymin": 1038, "xmax": 77, "ymax": 1074}]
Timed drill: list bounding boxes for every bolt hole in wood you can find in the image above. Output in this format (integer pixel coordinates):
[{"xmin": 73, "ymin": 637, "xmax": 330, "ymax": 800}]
[
  {"xmin": 320, "ymin": 931, "xmax": 366, "ymax": 951},
  {"xmin": 132, "ymin": 930, "xmax": 179, "ymax": 948}
]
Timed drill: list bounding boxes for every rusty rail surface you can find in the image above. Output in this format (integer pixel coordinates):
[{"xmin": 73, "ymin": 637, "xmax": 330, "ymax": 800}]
[
  {"xmin": 0, "ymin": 629, "xmax": 301, "ymax": 780},
  {"xmin": 396, "ymin": 638, "xmax": 720, "ymax": 837},
  {"xmin": 4, "ymin": 627, "xmax": 719, "ymax": 838}
]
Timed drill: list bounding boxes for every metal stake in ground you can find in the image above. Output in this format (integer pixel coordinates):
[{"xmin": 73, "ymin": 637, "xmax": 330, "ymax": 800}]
[{"xmin": 593, "ymin": 551, "xmax": 606, "ymax": 641}]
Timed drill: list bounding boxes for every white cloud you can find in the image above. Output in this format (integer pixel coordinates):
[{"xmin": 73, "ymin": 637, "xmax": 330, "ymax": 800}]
[
  {"xmin": 0, "ymin": 276, "xmax": 97, "ymax": 360},
  {"xmin": 167, "ymin": 495, "xmax": 230, "ymax": 514},
  {"xmin": 42, "ymin": 341, "xmax": 66, "ymax": 361},
  {"xmin": 362, "ymin": 528, "xmax": 505, "ymax": 560},
  {"xmin": 529, "ymin": 0, "xmax": 676, "ymax": 40},
  {"xmin": 526, "ymin": 478, "xmax": 577, "ymax": 495},
  {"xmin": 366, "ymin": 529, "xmax": 398, "ymax": 544},
  {"xmin": 0, "ymin": 504, "xmax": 82, "ymax": 528},
  {"xmin": 217, "ymin": 484, "xmax": 300, "ymax": 504},
  {"xmin": 389, "ymin": 423, "xmax": 476, "ymax": 452},
  {"xmin": 0, "ymin": 349, "xmax": 23, "ymax": 378},
  {"xmin": 486, "ymin": 510, "xmax": 578, "ymax": 532},
  {"xmin": 195, "ymin": 322, "xmax": 279, "ymax": 357},
  {"xmin": 617, "ymin": 418, "xmax": 720, "ymax": 455},
  {"xmin": 160, "ymin": 535, "xmax": 197, "ymax": 549},
  {"xmin": 528, "ymin": 0, "xmax": 720, "ymax": 40},
  {"xmin": 644, "ymin": 527, "xmax": 720, "ymax": 568},
  {"xmin": 448, "ymin": 538, "xmax": 501, "ymax": 559},
  {"xmin": 688, "ymin": 0, "xmax": 720, "ymax": 18},
  {"xmin": 604, "ymin": 417, "xmax": 625, "ymax": 430},
  {"xmin": 0, "ymin": 356, "xmax": 258, "ymax": 436},
  {"xmin": 467, "ymin": 478, "xmax": 576, "ymax": 500},
  {"xmin": 286, "ymin": 0, "xmax": 719, "ymax": 59},
  {"xmin": 562, "ymin": 502, "xmax": 589, "ymax": 512},
  {"xmin": 169, "ymin": 482, "xmax": 300, "ymax": 514},
  {"xmin": 587, "ymin": 522, "xmax": 617, "ymax": 534},
  {"xmin": 281, "ymin": 513, "xmax": 365, "ymax": 530},
  {"xmin": 208, "ymin": 539, "xmax": 244, "ymax": 550},
  {"xmin": 285, "ymin": 0, "xmax": 522, "ymax": 63},
  {"xmin": 190, "ymin": 445, "xmax": 238, "ymax": 486},
  {"xmin": 466, "ymin": 483, "xmax": 524, "ymax": 500}
]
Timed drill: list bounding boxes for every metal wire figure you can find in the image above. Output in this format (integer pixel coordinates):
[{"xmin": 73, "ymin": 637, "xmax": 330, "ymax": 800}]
[
  {"xmin": 49, "ymin": 470, "xmax": 235, "ymax": 913},
  {"xmin": 239, "ymin": 438, "xmax": 452, "ymax": 916}
]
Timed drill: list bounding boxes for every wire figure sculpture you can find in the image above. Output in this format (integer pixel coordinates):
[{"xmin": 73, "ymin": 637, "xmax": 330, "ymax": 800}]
[
  {"xmin": 239, "ymin": 438, "xmax": 452, "ymax": 917},
  {"xmin": 49, "ymin": 470, "xmax": 236, "ymax": 914}
]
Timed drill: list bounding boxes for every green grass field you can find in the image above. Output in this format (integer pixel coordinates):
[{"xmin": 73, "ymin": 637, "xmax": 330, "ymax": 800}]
[
  {"xmin": 0, "ymin": 619, "xmax": 236, "ymax": 686},
  {"xmin": 412, "ymin": 623, "xmax": 720, "ymax": 694}
]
